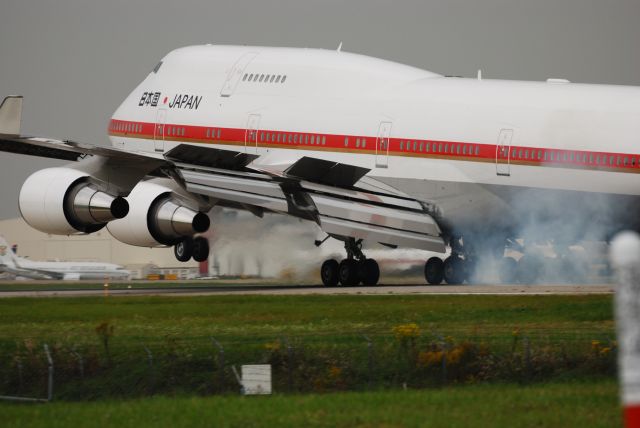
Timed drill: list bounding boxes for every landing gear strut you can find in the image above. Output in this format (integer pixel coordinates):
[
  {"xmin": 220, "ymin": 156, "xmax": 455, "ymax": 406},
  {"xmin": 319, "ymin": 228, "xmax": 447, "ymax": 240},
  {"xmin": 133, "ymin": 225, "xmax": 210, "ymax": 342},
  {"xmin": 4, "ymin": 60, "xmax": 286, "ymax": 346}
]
[{"xmin": 320, "ymin": 238, "xmax": 380, "ymax": 287}]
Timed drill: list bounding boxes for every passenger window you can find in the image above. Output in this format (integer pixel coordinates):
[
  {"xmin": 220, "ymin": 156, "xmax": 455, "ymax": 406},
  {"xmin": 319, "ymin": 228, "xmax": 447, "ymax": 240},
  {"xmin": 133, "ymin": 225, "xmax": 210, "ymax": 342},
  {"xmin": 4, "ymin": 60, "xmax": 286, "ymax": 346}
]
[
  {"xmin": 589, "ymin": 154, "xmax": 594, "ymax": 163},
  {"xmin": 206, "ymin": 129, "xmax": 210, "ymax": 138},
  {"xmin": 266, "ymin": 133, "xmax": 270, "ymax": 142},
  {"xmin": 356, "ymin": 139, "xmax": 360, "ymax": 148},
  {"xmin": 624, "ymin": 157, "xmax": 629, "ymax": 166},
  {"xmin": 322, "ymin": 136, "xmax": 326, "ymax": 145},
  {"xmin": 275, "ymin": 75, "xmax": 281, "ymax": 83},
  {"xmin": 426, "ymin": 143, "xmax": 430, "ymax": 152},
  {"xmin": 259, "ymin": 74, "xmax": 265, "ymax": 82},
  {"xmin": 344, "ymin": 137, "xmax": 348, "ymax": 147},
  {"xmin": 399, "ymin": 141, "xmax": 403, "ymax": 150},
  {"xmin": 444, "ymin": 144, "xmax": 449, "ymax": 153},
  {"xmin": 438, "ymin": 143, "xmax": 443, "ymax": 152},
  {"xmin": 265, "ymin": 75, "xmax": 270, "ymax": 82},
  {"xmin": 282, "ymin": 76, "xmax": 287, "ymax": 83},
  {"xmin": 288, "ymin": 134, "xmax": 293, "ymax": 143},
  {"xmin": 475, "ymin": 146, "xmax": 479, "ymax": 156},
  {"xmin": 362, "ymin": 139, "xmax": 366, "ymax": 148},
  {"xmin": 294, "ymin": 134, "xmax": 298, "ymax": 143},
  {"xmin": 304, "ymin": 135, "xmax": 308, "ymax": 144},
  {"xmin": 537, "ymin": 150, "xmax": 542, "ymax": 160},
  {"xmin": 243, "ymin": 74, "xmax": 248, "ymax": 81},
  {"xmin": 310, "ymin": 135, "xmax": 315, "ymax": 144},
  {"xmin": 270, "ymin": 75, "xmax": 276, "ymax": 83},
  {"xmin": 249, "ymin": 74, "xmax": 254, "ymax": 81},
  {"xmin": 253, "ymin": 74, "xmax": 259, "ymax": 82},
  {"xmin": 456, "ymin": 145, "xmax": 461, "ymax": 154},
  {"xmin": 524, "ymin": 149, "xmax": 529, "ymax": 159},
  {"xmin": 217, "ymin": 129, "xmax": 221, "ymax": 138}
]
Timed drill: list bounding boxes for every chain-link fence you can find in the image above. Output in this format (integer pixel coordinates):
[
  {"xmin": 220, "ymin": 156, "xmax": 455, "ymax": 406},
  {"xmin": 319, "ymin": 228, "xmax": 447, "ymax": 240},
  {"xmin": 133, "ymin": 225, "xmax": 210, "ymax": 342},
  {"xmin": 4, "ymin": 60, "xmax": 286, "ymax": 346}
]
[{"xmin": 0, "ymin": 328, "xmax": 616, "ymax": 401}]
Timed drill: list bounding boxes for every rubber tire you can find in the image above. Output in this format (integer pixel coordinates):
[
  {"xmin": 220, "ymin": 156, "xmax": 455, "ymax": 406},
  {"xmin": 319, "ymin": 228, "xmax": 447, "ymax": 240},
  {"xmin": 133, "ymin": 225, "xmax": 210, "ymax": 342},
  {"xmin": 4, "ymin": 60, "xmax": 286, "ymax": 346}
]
[
  {"xmin": 192, "ymin": 237, "xmax": 210, "ymax": 262},
  {"xmin": 321, "ymin": 259, "xmax": 339, "ymax": 287},
  {"xmin": 358, "ymin": 259, "xmax": 380, "ymax": 286},
  {"xmin": 338, "ymin": 259, "xmax": 359, "ymax": 286},
  {"xmin": 443, "ymin": 256, "xmax": 465, "ymax": 285},
  {"xmin": 174, "ymin": 237, "xmax": 194, "ymax": 262},
  {"xmin": 498, "ymin": 257, "xmax": 518, "ymax": 284},
  {"xmin": 516, "ymin": 255, "xmax": 543, "ymax": 284},
  {"xmin": 424, "ymin": 257, "xmax": 444, "ymax": 285}
]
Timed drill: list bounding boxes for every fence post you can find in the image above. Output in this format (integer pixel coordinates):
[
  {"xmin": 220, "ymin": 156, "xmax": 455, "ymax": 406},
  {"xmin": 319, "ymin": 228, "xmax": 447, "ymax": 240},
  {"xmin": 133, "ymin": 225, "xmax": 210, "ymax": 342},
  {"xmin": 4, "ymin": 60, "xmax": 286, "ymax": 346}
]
[
  {"xmin": 143, "ymin": 346, "xmax": 154, "ymax": 394},
  {"xmin": 70, "ymin": 346, "xmax": 84, "ymax": 378},
  {"xmin": 362, "ymin": 335, "xmax": 373, "ymax": 389},
  {"xmin": 43, "ymin": 344, "xmax": 53, "ymax": 402},
  {"xmin": 282, "ymin": 337, "xmax": 293, "ymax": 392},
  {"xmin": 17, "ymin": 358, "xmax": 23, "ymax": 393},
  {"xmin": 523, "ymin": 337, "xmax": 531, "ymax": 381},
  {"xmin": 441, "ymin": 344, "xmax": 447, "ymax": 385},
  {"xmin": 211, "ymin": 337, "xmax": 225, "ymax": 392}
]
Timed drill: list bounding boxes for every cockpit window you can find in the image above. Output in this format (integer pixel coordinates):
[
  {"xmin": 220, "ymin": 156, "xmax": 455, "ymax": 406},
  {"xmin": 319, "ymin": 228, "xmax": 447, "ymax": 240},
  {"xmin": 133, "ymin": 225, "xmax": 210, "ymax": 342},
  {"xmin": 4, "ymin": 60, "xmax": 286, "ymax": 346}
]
[{"xmin": 152, "ymin": 61, "xmax": 163, "ymax": 74}]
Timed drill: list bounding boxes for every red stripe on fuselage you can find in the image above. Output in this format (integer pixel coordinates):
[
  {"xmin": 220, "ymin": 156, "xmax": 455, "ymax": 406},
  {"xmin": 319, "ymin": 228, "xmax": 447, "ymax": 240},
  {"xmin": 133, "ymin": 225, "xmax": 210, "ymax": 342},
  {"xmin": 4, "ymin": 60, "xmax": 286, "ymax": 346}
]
[{"xmin": 107, "ymin": 119, "xmax": 640, "ymax": 174}]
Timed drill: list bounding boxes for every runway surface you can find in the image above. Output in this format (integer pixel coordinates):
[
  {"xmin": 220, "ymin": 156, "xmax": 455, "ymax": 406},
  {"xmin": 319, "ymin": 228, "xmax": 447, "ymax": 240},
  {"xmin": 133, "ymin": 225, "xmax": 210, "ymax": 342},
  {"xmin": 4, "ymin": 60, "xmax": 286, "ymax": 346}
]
[{"xmin": 0, "ymin": 283, "xmax": 614, "ymax": 298}]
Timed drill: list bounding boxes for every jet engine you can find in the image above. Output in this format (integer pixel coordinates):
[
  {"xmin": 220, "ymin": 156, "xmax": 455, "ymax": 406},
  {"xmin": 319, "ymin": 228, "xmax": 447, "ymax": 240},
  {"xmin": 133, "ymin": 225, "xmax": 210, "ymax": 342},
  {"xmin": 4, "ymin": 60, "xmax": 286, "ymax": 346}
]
[
  {"xmin": 19, "ymin": 167, "xmax": 129, "ymax": 235},
  {"xmin": 107, "ymin": 179, "xmax": 210, "ymax": 248}
]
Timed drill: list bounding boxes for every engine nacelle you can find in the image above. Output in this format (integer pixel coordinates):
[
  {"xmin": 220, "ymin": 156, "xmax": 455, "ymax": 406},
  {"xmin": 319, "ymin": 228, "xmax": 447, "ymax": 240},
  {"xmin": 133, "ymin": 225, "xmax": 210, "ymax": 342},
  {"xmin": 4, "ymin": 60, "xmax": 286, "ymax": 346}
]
[
  {"xmin": 19, "ymin": 167, "xmax": 129, "ymax": 235},
  {"xmin": 107, "ymin": 179, "xmax": 210, "ymax": 247}
]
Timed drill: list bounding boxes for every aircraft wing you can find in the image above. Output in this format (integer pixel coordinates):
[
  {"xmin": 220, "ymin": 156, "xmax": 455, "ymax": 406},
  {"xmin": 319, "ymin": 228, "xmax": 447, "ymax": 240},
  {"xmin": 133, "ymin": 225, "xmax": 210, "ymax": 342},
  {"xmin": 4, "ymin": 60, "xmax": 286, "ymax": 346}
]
[
  {"xmin": 0, "ymin": 96, "xmax": 166, "ymax": 163},
  {"xmin": 0, "ymin": 264, "xmax": 61, "ymax": 280},
  {"xmin": 167, "ymin": 144, "xmax": 446, "ymax": 253}
]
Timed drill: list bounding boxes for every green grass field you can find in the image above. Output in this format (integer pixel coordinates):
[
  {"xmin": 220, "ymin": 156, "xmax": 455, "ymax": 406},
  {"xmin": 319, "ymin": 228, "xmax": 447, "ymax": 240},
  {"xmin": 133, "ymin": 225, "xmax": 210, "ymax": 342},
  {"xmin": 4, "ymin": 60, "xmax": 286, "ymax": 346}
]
[
  {"xmin": 2, "ymin": 380, "xmax": 620, "ymax": 428},
  {"xmin": 0, "ymin": 293, "xmax": 619, "ymax": 426}
]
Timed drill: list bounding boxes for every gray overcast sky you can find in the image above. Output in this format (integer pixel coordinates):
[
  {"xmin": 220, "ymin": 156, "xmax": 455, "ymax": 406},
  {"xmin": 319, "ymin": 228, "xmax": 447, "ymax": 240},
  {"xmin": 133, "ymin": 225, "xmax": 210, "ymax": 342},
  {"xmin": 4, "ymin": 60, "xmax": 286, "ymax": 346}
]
[{"xmin": 1, "ymin": 0, "xmax": 639, "ymax": 219}]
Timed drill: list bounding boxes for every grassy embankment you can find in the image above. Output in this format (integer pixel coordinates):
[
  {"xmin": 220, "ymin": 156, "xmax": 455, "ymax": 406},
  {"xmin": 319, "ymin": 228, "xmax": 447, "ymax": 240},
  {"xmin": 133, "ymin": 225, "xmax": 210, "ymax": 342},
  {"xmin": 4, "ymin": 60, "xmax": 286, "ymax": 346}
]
[{"xmin": 0, "ymin": 294, "xmax": 615, "ymax": 400}]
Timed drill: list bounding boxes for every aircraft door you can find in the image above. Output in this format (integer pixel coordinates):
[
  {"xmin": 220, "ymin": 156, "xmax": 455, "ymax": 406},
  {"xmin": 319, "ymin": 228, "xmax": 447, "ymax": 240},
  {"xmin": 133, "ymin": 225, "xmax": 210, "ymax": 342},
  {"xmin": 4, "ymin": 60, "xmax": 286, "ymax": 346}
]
[
  {"xmin": 245, "ymin": 113, "xmax": 261, "ymax": 153},
  {"xmin": 375, "ymin": 121, "xmax": 392, "ymax": 168},
  {"xmin": 220, "ymin": 52, "xmax": 258, "ymax": 97},
  {"xmin": 154, "ymin": 108, "xmax": 167, "ymax": 152},
  {"xmin": 495, "ymin": 128, "xmax": 513, "ymax": 176}
]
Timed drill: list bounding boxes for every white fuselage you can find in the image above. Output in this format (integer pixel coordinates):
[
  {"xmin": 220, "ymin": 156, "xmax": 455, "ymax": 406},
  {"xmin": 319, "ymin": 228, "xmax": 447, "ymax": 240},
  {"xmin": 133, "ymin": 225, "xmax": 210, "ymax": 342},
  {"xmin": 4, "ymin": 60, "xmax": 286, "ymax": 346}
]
[{"xmin": 108, "ymin": 45, "xmax": 640, "ymax": 240}]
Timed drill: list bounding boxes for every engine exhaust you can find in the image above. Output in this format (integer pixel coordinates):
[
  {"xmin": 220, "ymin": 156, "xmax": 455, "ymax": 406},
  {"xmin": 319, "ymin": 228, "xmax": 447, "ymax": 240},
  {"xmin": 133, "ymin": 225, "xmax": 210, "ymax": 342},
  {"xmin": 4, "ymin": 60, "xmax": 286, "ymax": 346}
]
[
  {"xmin": 149, "ymin": 196, "xmax": 210, "ymax": 244},
  {"xmin": 64, "ymin": 181, "xmax": 130, "ymax": 232}
]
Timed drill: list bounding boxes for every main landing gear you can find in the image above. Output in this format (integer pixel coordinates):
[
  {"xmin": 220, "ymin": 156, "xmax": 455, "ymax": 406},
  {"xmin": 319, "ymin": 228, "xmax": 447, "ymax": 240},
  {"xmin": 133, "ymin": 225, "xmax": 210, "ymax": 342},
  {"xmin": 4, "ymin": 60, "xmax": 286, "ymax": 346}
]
[
  {"xmin": 320, "ymin": 238, "xmax": 380, "ymax": 287},
  {"xmin": 424, "ymin": 235, "xmax": 470, "ymax": 285},
  {"xmin": 174, "ymin": 236, "xmax": 210, "ymax": 262}
]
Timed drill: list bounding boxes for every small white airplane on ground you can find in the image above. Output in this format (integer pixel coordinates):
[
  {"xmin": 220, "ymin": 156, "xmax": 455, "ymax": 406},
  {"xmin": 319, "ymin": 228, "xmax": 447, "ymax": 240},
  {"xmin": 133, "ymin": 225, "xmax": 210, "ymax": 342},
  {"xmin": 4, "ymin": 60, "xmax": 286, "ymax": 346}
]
[
  {"xmin": 0, "ymin": 237, "xmax": 130, "ymax": 280},
  {"xmin": 0, "ymin": 44, "xmax": 638, "ymax": 286}
]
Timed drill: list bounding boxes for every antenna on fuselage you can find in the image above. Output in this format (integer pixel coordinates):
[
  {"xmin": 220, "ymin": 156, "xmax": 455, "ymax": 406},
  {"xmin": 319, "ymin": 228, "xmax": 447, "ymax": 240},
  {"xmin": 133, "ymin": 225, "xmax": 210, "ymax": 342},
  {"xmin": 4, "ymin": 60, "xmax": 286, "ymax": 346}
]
[{"xmin": 337, "ymin": 42, "xmax": 343, "ymax": 52}]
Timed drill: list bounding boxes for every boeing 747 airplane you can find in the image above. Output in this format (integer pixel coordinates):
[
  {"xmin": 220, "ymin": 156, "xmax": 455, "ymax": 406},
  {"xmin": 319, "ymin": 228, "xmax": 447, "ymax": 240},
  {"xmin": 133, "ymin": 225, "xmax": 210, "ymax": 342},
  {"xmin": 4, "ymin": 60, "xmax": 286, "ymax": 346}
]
[{"xmin": 1, "ymin": 45, "xmax": 638, "ymax": 285}]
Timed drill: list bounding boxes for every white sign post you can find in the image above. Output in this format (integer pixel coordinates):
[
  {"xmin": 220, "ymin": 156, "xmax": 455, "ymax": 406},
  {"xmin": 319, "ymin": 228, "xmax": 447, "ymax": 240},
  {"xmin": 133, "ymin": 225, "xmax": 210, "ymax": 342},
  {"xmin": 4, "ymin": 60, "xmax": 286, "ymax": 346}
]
[
  {"xmin": 241, "ymin": 364, "xmax": 272, "ymax": 395},
  {"xmin": 611, "ymin": 231, "xmax": 640, "ymax": 427}
]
